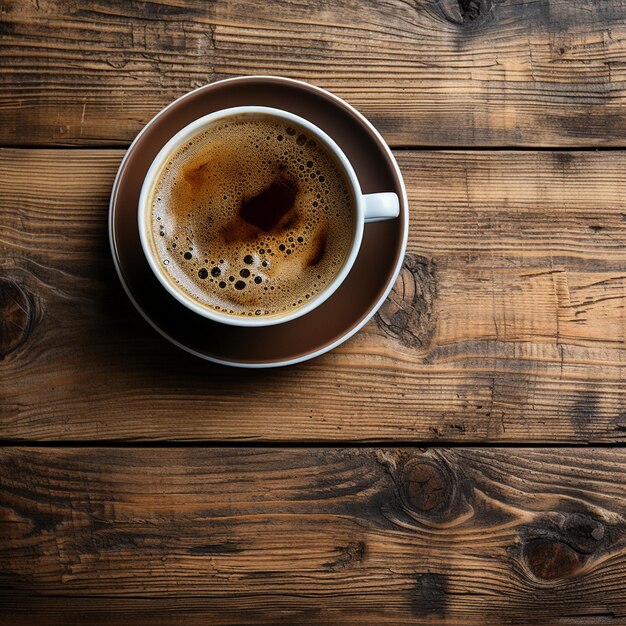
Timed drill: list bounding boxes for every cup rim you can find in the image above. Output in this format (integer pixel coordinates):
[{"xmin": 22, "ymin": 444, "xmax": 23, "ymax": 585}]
[{"xmin": 137, "ymin": 105, "xmax": 365, "ymax": 327}]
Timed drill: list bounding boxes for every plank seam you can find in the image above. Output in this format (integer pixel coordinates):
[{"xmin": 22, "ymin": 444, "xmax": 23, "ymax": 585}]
[{"xmin": 0, "ymin": 440, "xmax": 624, "ymax": 449}]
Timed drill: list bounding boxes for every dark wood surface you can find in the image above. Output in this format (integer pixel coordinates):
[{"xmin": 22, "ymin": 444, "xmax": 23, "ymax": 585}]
[
  {"xmin": 2, "ymin": 448, "xmax": 626, "ymax": 624},
  {"xmin": 4, "ymin": 0, "xmax": 626, "ymax": 147},
  {"xmin": 1, "ymin": 0, "xmax": 626, "ymax": 623},
  {"xmin": 1, "ymin": 149, "xmax": 625, "ymax": 443}
]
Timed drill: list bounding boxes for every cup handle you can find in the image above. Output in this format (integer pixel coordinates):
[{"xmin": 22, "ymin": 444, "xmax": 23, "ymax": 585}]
[{"xmin": 363, "ymin": 192, "xmax": 400, "ymax": 223}]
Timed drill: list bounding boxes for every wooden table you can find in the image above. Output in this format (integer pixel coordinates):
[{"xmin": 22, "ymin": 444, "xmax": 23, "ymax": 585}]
[{"xmin": 1, "ymin": 1, "xmax": 625, "ymax": 623}]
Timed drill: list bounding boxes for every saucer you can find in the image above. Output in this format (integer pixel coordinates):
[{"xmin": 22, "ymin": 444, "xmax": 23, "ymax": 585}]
[{"xmin": 109, "ymin": 76, "xmax": 408, "ymax": 367}]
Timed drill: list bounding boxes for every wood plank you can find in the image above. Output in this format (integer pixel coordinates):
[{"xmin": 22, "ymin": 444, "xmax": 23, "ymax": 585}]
[
  {"xmin": 1, "ymin": 447, "xmax": 625, "ymax": 624},
  {"xmin": 3, "ymin": 0, "xmax": 626, "ymax": 147},
  {"xmin": 1, "ymin": 149, "xmax": 625, "ymax": 442}
]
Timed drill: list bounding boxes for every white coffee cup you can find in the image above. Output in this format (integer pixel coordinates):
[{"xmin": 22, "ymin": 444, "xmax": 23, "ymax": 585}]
[{"xmin": 138, "ymin": 106, "xmax": 400, "ymax": 327}]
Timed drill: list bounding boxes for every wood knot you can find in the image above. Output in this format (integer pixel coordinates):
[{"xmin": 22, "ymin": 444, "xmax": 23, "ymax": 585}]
[
  {"xmin": 376, "ymin": 254, "xmax": 437, "ymax": 349},
  {"xmin": 523, "ymin": 539, "xmax": 581, "ymax": 581},
  {"xmin": 0, "ymin": 279, "xmax": 33, "ymax": 358},
  {"xmin": 402, "ymin": 459, "xmax": 452, "ymax": 515},
  {"xmin": 436, "ymin": 0, "xmax": 496, "ymax": 27},
  {"xmin": 561, "ymin": 514, "xmax": 605, "ymax": 554}
]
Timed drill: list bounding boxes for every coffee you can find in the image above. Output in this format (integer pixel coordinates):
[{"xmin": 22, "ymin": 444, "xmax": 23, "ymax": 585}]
[{"xmin": 149, "ymin": 115, "xmax": 355, "ymax": 318}]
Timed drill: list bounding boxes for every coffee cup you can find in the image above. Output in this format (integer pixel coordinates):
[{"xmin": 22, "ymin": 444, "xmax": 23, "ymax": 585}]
[{"xmin": 138, "ymin": 106, "xmax": 399, "ymax": 327}]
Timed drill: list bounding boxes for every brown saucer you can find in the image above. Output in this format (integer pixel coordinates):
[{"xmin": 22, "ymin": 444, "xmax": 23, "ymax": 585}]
[{"xmin": 109, "ymin": 77, "xmax": 408, "ymax": 367}]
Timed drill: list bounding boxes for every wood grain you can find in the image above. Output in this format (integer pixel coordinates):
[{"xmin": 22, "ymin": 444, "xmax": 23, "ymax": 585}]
[
  {"xmin": 4, "ymin": 0, "xmax": 626, "ymax": 147},
  {"xmin": 1, "ymin": 447, "xmax": 625, "ymax": 624},
  {"xmin": 1, "ymin": 148, "xmax": 625, "ymax": 442}
]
